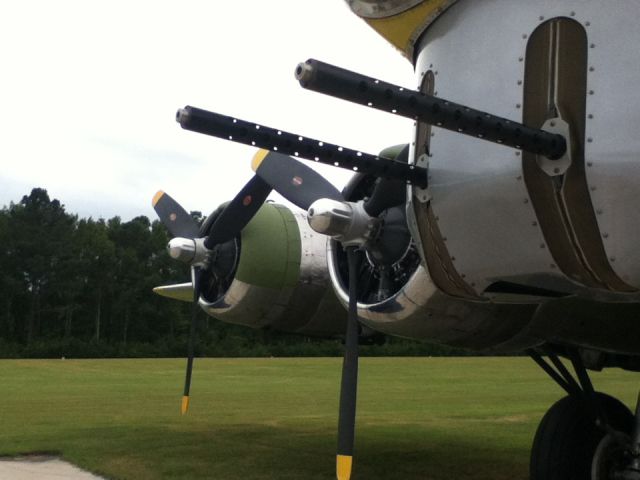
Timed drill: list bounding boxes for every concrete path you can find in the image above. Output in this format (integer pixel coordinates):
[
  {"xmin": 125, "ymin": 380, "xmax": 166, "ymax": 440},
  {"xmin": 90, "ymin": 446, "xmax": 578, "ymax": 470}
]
[{"xmin": 0, "ymin": 455, "xmax": 105, "ymax": 480}]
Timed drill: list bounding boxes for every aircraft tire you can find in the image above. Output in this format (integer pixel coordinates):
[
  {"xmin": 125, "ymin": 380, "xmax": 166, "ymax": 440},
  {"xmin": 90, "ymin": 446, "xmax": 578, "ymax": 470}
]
[{"xmin": 529, "ymin": 392, "xmax": 633, "ymax": 480}]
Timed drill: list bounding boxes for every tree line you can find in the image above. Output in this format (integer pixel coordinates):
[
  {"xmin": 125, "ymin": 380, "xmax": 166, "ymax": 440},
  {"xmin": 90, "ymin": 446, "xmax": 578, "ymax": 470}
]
[{"xmin": 0, "ymin": 188, "xmax": 467, "ymax": 358}]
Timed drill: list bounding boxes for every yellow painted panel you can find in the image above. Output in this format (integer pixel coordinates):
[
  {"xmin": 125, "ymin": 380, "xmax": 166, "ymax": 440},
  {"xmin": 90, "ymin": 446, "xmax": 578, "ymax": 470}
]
[{"xmin": 362, "ymin": 0, "xmax": 455, "ymax": 60}]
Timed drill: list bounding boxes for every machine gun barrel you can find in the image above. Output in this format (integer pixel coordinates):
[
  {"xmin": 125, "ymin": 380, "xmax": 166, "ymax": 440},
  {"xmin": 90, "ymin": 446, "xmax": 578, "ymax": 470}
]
[
  {"xmin": 176, "ymin": 106, "xmax": 428, "ymax": 187},
  {"xmin": 296, "ymin": 59, "xmax": 567, "ymax": 160}
]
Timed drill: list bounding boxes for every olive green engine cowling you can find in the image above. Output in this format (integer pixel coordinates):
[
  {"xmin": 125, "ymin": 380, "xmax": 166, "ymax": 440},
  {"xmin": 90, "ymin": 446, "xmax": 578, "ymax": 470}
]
[
  {"xmin": 234, "ymin": 202, "xmax": 301, "ymax": 289},
  {"xmin": 201, "ymin": 202, "xmax": 346, "ymax": 337}
]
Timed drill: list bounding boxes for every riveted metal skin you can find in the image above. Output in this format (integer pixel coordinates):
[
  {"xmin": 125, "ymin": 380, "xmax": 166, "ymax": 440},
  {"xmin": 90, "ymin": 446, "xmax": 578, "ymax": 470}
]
[
  {"xmin": 410, "ymin": 0, "xmax": 640, "ymax": 299},
  {"xmin": 200, "ymin": 204, "xmax": 346, "ymax": 337},
  {"xmin": 327, "ymin": 170, "xmax": 541, "ymax": 352},
  {"xmin": 576, "ymin": 2, "xmax": 640, "ymax": 290},
  {"xmin": 328, "ymin": 243, "xmax": 541, "ymax": 351}
]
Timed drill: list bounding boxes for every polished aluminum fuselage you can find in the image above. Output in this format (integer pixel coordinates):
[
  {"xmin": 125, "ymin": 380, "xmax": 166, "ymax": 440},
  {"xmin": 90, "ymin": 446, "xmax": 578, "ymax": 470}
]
[
  {"xmin": 412, "ymin": 0, "xmax": 640, "ymax": 298},
  {"xmin": 194, "ymin": 0, "xmax": 640, "ymax": 356},
  {"xmin": 331, "ymin": 0, "xmax": 640, "ymax": 355}
]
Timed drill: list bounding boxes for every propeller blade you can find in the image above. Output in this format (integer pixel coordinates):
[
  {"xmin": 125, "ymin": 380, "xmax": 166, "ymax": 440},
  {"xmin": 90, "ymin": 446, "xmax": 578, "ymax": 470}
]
[
  {"xmin": 152, "ymin": 190, "xmax": 200, "ymax": 239},
  {"xmin": 363, "ymin": 145, "xmax": 409, "ymax": 217},
  {"xmin": 336, "ymin": 247, "xmax": 360, "ymax": 480},
  {"xmin": 181, "ymin": 266, "xmax": 202, "ymax": 414},
  {"xmin": 252, "ymin": 150, "xmax": 342, "ymax": 210},
  {"xmin": 362, "ymin": 177, "xmax": 407, "ymax": 217},
  {"xmin": 204, "ymin": 175, "xmax": 272, "ymax": 249}
]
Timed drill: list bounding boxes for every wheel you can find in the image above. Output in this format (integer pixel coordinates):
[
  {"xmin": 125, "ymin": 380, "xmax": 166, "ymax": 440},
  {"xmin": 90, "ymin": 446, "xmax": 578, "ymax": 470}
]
[
  {"xmin": 530, "ymin": 392, "xmax": 633, "ymax": 480},
  {"xmin": 591, "ymin": 431, "xmax": 633, "ymax": 480}
]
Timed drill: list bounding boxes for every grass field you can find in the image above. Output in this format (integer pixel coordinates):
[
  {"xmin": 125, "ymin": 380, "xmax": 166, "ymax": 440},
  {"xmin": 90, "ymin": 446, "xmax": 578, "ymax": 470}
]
[{"xmin": 0, "ymin": 357, "xmax": 637, "ymax": 479}]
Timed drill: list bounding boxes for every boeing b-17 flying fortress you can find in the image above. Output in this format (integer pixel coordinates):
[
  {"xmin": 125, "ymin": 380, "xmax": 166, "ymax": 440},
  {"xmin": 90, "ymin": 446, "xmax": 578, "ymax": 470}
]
[{"xmin": 152, "ymin": 1, "xmax": 640, "ymax": 479}]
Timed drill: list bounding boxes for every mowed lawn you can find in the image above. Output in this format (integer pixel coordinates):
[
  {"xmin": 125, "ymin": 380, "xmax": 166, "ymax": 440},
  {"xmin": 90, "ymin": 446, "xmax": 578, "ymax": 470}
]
[{"xmin": 0, "ymin": 357, "xmax": 637, "ymax": 480}]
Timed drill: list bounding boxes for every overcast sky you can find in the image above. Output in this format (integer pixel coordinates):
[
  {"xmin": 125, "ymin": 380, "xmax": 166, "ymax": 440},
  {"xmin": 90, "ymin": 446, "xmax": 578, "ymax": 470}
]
[{"xmin": 0, "ymin": 1, "xmax": 417, "ymax": 221}]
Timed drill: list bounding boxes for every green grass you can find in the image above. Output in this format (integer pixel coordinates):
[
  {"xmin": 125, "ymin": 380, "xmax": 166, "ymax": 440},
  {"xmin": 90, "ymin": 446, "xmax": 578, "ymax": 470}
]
[{"xmin": 0, "ymin": 357, "xmax": 637, "ymax": 479}]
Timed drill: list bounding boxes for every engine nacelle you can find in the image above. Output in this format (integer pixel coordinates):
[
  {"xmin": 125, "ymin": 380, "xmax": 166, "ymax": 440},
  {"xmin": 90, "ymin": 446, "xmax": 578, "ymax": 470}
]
[
  {"xmin": 327, "ymin": 173, "xmax": 541, "ymax": 352},
  {"xmin": 198, "ymin": 202, "xmax": 346, "ymax": 337}
]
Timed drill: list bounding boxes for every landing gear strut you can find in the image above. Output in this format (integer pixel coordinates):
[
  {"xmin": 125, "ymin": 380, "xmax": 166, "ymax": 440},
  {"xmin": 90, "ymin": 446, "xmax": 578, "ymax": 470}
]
[
  {"xmin": 528, "ymin": 348, "xmax": 638, "ymax": 480},
  {"xmin": 592, "ymin": 393, "xmax": 640, "ymax": 480}
]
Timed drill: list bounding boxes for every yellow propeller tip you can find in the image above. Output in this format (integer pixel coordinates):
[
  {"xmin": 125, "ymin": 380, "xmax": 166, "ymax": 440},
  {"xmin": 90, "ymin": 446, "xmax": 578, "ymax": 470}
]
[
  {"xmin": 251, "ymin": 149, "xmax": 269, "ymax": 172},
  {"xmin": 152, "ymin": 190, "xmax": 165, "ymax": 207},
  {"xmin": 181, "ymin": 395, "xmax": 190, "ymax": 415},
  {"xmin": 336, "ymin": 455, "xmax": 353, "ymax": 480}
]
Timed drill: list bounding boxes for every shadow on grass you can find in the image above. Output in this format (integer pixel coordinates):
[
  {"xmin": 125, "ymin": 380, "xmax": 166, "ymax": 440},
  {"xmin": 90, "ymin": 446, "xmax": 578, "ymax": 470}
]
[{"xmin": 46, "ymin": 423, "xmax": 529, "ymax": 480}]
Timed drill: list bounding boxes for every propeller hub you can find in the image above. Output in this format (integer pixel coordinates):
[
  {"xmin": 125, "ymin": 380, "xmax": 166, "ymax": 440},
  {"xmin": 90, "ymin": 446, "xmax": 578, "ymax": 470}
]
[
  {"xmin": 307, "ymin": 199, "xmax": 379, "ymax": 247},
  {"xmin": 168, "ymin": 237, "xmax": 209, "ymax": 265},
  {"xmin": 168, "ymin": 237, "xmax": 196, "ymax": 262}
]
